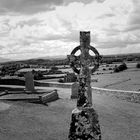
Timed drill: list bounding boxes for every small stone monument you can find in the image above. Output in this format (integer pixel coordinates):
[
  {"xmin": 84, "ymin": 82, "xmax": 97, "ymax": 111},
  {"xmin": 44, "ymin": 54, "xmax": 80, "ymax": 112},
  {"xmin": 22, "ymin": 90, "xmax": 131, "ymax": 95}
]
[
  {"xmin": 64, "ymin": 73, "xmax": 77, "ymax": 83},
  {"xmin": 71, "ymin": 82, "xmax": 79, "ymax": 99},
  {"xmin": 25, "ymin": 71, "xmax": 35, "ymax": 92}
]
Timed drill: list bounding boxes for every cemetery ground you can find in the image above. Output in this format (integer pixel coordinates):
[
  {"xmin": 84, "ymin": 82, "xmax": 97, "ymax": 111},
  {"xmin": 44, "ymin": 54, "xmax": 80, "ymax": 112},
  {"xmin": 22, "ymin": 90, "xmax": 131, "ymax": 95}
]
[
  {"xmin": 41, "ymin": 62, "xmax": 140, "ymax": 91},
  {"xmin": 0, "ymin": 86, "xmax": 140, "ymax": 140},
  {"xmin": 0, "ymin": 62, "xmax": 140, "ymax": 140},
  {"xmin": 1, "ymin": 62, "xmax": 140, "ymax": 91}
]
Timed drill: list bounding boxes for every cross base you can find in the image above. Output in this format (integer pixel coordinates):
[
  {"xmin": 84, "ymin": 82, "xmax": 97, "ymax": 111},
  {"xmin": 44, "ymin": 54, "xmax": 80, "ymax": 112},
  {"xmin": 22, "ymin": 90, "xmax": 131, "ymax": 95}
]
[{"xmin": 69, "ymin": 107, "xmax": 101, "ymax": 140}]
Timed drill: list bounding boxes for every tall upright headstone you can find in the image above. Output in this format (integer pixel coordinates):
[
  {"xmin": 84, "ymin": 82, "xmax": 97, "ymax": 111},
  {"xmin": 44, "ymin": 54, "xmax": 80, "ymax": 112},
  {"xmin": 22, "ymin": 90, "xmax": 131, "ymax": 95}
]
[
  {"xmin": 71, "ymin": 82, "xmax": 79, "ymax": 99},
  {"xmin": 68, "ymin": 31, "xmax": 101, "ymax": 139},
  {"xmin": 25, "ymin": 71, "xmax": 35, "ymax": 92}
]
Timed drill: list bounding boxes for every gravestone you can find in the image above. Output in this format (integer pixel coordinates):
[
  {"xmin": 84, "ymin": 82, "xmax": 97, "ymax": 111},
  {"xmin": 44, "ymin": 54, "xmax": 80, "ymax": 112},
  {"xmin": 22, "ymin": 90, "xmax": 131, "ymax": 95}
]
[
  {"xmin": 71, "ymin": 82, "xmax": 79, "ymax": 99},
  {"xmin": 64, "ymin": 73, "xmax": 77, "ymax": 83},
  {"xmin": 25, "ymin": 71, "xmax": 35, "ymax": 92},
  {"xmin": 39, "ymin": 89, "xmax": 59, "ymax": 104},
  {"xmin": 68, "ymin": 31, "xmax": 101, "ymax": 140}
]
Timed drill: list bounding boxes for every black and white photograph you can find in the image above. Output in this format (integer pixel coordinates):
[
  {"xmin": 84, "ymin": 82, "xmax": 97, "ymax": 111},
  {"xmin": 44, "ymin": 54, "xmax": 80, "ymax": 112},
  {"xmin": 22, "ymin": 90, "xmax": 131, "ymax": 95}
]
[{"xmin": 0, "ymin": 0, "xmax": 140, "ymax": 140}]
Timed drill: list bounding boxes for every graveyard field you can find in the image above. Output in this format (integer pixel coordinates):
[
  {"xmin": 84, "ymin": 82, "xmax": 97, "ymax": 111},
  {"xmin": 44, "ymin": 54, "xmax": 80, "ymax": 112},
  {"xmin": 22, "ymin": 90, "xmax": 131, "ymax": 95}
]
[
  {"xmin": 40, "ymin": 62, "xmax": 140, "ymax": 91},
  {"xmin": 0, "ymin": 62, "xmax": 140, "ymax": 140},
  {"xmin": 91, "ymin": 69, "xmax": 140, "ymax": 91},
  {"xmin": 0, "ymin": 87, "xmax": 140, "ymax": 140},
  {"xmin": 91, "ymin": 62, "xmax": 140, "ymax": 91},
  {"xmin": 1, "ymin": 62, "xmax": 140, "ymax": 92}
]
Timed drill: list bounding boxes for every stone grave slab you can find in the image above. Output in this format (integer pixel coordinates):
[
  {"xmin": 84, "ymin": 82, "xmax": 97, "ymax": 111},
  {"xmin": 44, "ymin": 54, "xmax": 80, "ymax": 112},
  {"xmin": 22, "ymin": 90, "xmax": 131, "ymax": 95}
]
[
  {"xmin": 0, "ymin": 89, "xmax": 59, "ymax": 104},
  {"xmin": 71, "ymin": 82, "xmax": 79, "ymax": 99}
]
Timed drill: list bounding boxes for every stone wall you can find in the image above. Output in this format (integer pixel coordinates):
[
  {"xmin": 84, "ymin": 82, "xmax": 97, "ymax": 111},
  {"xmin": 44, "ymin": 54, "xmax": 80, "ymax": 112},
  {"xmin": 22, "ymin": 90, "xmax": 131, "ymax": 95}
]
[
  {"xmin": 92, "ymin": 87, "xmax": 140, "ymax": 103},
  {"xmin": 1, "ymin": 78, "xmax": 139, "ymax": 103},
  {"xmin": 37, "ymin": 81, "xmax": 72, "ymax": 88},
  {"xmin": 38, "ymin": 81, "xmax": 140, "ymax": 104}
]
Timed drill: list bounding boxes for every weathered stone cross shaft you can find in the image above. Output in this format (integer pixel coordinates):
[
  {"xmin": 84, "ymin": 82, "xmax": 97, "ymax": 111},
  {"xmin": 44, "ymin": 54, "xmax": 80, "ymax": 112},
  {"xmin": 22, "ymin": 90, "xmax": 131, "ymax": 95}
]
[
  {"xmin": 68, "ymin": 31, "xmax": 101, "ymax": 140},
  {"xmin": 68, "ymin": 31, "xmax": 100, "ymax": 106}
]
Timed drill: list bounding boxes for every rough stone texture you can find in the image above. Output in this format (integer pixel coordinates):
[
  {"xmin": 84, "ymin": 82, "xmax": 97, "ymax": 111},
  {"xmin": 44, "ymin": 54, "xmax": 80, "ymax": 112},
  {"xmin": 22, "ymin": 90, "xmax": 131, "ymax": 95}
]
[
  {"xmin": 25, "ymin": 72, "xmax": 35, "ymax": 92},
  {"xmin": 69, "ymin": 107, "xmax": 101, "ymax": 140},
  {"xmin": 68, "ymin": 31, "xmax": 101, "ymax": 139}
]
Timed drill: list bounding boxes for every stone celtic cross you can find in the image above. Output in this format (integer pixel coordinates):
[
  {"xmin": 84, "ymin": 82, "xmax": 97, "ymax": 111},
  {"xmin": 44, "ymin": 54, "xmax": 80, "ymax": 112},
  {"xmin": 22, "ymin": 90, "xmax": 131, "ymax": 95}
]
[
  {"xmin": 68, "ymin": 31, "xmax": 100, "ymax": 106},
  {"xmin": 68, "ymin": 31, "xmax": 101, "ymax": 140}
]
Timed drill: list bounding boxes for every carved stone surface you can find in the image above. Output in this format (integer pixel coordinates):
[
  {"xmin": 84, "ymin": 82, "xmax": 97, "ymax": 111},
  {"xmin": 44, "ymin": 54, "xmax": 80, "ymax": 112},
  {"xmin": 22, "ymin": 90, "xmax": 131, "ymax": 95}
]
[
  {"xmin": 69, "ymin": 107, "xmax": 101, "ymax": 140},
  {"xmin": 68, "ymin": 31, "xmax": 101, "ymax": 139}
]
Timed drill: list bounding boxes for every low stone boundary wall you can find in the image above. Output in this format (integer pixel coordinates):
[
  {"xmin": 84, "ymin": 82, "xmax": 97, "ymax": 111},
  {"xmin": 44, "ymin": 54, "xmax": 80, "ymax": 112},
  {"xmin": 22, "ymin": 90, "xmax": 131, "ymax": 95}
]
[
  {"xmin": 0, "ymin": 78, "xmax": 139, "ymax": 103},
  {"xmin": 36, "ymin": 82, "xmax": 72, "ymax": 88},
  {"xmin": 92, "ymin": 87, "xmax": 140, "ymax": 103},
  {"xmin": 44, "ymin": 82, "xmax": 140, "ymax": 104},
  {"xmin": 0, "ymin": 78, "xmax": 25, "ymax": 86},
  {"xmin": 0, "ymin": 78, "xmax": 72, "ymax": 88}
]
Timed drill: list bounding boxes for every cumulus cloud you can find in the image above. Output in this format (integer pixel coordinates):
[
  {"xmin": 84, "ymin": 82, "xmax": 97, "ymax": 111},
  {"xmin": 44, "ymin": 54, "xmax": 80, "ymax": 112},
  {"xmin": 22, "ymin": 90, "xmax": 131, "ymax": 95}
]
[
  {"xmin": 96, "ymin": 13, "xmax": 115, "ymax": 19},
  {"xmin": 0, "ymin": 0, "xmax": 106, "ymax": 14},
  {"xmin": 64, "ymin": 0, "xmax": 105, "ymax": 5},
  {"xmin": 0, "ymin": 0, "xmax": 140, "ymax": 60},
  {"xmin": 0, "ymin": 0, "xmax": 64, "ymax": 14},
  {"xmin": 125, "ymin": 0, "xmax": 140, "ymax": 32}
]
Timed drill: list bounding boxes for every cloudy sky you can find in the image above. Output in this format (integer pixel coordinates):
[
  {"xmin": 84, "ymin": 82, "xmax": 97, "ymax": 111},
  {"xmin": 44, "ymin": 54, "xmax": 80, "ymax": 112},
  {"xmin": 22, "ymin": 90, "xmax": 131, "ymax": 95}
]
[{"xmin": 0, "ymin": 0, "xmax": 140, "ymax": 60}]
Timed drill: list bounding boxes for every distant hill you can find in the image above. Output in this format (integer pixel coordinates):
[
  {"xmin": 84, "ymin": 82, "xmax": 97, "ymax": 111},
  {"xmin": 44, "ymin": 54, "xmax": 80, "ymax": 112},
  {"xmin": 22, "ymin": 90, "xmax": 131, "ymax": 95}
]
[
  {"xmin": 38, "ymin": 55, "xmax": 67, "ymax": 60},
  {"xmin": 2, "ymin": 55, "xmax": 68, "ymax": 66},
  {"xmin": 0, "ymin": 57, "xmax": 11, "ymax": 63},
  {"xmin": 0, "ymin": 55, "xmax": 67, "ymax": 64},
  {"xmin": 1, "ymin": 53, "xmax": 140, "ymax": 65},
  {"xmin": 102, "ymin": 52, "xmax": 140, "ymax": 57}
]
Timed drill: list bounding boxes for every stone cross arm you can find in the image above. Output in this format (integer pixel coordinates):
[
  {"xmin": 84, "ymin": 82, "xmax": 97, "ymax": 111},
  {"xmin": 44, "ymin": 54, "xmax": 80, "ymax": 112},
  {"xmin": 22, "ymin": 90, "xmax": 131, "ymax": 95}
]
[{"xmin": 68, "ymin": 32, "xmax": 101, "ymax": 74}]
